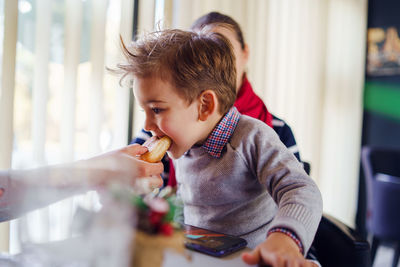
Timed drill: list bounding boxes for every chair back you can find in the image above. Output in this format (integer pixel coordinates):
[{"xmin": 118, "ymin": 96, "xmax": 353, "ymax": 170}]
[
  {"xmin": 361, "ymin": 146, "xmax": 400, "ymax": 239},
  {"xmin": 311, "ymin": 214, "xmax": 370, "ymax": 267}
]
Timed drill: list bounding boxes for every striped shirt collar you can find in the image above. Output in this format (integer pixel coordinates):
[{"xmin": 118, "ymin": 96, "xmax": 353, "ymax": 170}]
[{"xmin": 202, "ymin": 107, "xmax": 241, "ymax": 158}]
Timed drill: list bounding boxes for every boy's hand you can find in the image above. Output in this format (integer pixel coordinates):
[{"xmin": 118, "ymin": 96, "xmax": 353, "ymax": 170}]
[{"xmin": 241, "ymin": 232, "xmax": 317, "ymax": 267}]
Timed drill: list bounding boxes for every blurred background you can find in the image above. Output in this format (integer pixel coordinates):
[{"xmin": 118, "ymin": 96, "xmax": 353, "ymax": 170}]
[{"xmin": 0, "ymin": 0, "xmax": 399, "ymax": 263}]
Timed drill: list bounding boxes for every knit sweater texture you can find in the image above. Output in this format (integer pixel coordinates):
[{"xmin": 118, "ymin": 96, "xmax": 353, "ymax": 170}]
[{"xmin": 174, "ymin": 114, "xmax": 322, "ymax": 252}]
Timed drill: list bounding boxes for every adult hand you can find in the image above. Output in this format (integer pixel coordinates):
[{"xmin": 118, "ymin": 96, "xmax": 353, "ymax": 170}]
[
  {"xmin": 83, "ymin": 144, "xmax": 164, "ymax": 188},
  {"xmin": 241, "ymin": 232, "xmax": 318, "ymax": 267}
]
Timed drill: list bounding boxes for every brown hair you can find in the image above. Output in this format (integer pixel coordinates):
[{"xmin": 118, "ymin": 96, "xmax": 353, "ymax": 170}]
[
  {"xmin": 117, "ymin": 29, "xmax": 236, "ymax": 114},
  {"xmin": 191, "ymin": 12, "xmax": 245, "ymax": 50}
]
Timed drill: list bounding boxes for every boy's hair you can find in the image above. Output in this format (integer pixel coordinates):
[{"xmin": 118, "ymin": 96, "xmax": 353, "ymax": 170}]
[
  {"xmin": 117, "ymin": 29, "xmax": 236, "ymax": 114},
  {"xmin": 191, "ymin": 12, "xmax": 245, "ymax": 50}
]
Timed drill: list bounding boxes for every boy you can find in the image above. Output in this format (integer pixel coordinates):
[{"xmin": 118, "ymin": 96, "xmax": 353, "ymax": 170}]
[
  {"xmin": 132, "ymin": 12, "xmax": 302, "ymax": 188},
  {"xmin": 117, "ymin": 29, "xmax": 322, "ymax": 266}
]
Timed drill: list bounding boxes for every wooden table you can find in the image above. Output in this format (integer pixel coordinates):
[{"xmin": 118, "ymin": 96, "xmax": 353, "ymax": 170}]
[{"xmin": 163, "ymin": 247, "xmax": 257, "ymax": 267}]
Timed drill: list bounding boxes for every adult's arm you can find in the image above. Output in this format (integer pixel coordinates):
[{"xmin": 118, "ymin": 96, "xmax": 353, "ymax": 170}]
[
  {"xmin": 0, "ymin": 144, "xmax": 163, "ymax": 222},
  {"xmin": 271, "ymin": 115, "xmax": 301, "ymax": 161}
]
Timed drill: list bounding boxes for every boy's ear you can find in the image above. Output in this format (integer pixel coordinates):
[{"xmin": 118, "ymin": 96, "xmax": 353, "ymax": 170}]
[
  {"xmin": 198, "ymin": 90, "xmax": 217, "ymax": 121},
  {"xmin": 243, "ymin": 43, "xmax": 250, "ymax": 63}
]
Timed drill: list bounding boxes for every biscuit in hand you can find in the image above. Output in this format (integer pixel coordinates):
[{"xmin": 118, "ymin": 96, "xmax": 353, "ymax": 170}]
[{"xmin": 140, "ymin": 136, "xmax": 172, "ymax": 163}]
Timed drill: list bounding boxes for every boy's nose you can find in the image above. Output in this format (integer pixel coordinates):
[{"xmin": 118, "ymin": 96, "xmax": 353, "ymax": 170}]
[{"xmin": 144, "ymin": 117, "xmax": 156, "ymax": 132}]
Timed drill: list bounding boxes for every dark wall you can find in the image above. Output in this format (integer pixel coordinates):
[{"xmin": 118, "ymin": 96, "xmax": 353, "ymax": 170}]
[{"xmin": 356, "ymin": 0, "xmax": 400, "ymax": 237}]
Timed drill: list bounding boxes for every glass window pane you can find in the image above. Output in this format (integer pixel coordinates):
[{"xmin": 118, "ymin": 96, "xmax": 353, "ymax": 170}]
[{"xmin": 10, "ymin": 0, "xmax": 134, "ymax": 252}]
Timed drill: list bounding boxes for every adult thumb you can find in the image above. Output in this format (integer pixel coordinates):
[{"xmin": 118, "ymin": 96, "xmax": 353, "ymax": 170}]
[{"xmin": 125, "ymin": 144, "xmax": 148, "ymax": 156}]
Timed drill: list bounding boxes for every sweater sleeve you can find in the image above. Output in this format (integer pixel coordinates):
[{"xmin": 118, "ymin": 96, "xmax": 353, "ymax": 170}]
[
  {"xmin": 246, "ymin": 121, "xmax": 322, "ymax": 254},
  {"xmin": 0, "ymin": 170, "xmax": 81, "ymax": 222},
  {"xmin": 130, "ymin": 129, "xmax": 152, "ymax": 145},
  {"xmin": 271, "ymin": 115, "xmax": 301, "ymax": 162}
]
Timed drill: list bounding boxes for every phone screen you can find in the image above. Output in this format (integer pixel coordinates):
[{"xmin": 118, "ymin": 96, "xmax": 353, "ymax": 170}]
[{"xmin": 184, "ymin": 225, "xmax": 248, "ymax": 257}]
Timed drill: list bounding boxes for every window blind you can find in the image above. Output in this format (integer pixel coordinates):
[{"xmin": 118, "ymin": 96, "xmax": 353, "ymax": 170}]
[{"xmin": 0, "ymin": 0, "xmax": 136, "ymax": 253}]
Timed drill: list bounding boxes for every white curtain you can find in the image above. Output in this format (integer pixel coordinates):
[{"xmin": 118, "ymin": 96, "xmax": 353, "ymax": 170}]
[
  {"xmin": 0, "ymin": 0, "xmax": 135, "ymax": 253},
  {"xmin": 150, "ymin": 0, "xmax": 367, "ymax": 227}
]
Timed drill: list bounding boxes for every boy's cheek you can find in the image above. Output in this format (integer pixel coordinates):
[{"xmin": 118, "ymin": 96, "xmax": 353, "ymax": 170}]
[{"xmin": 161, "ymin": 125, "xmax": 180, "ymax": 145}]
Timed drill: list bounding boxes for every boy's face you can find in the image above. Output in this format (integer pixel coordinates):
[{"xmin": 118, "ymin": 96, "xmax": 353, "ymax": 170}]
[{"xmin": 134, "ymin": 76, "xmax": 206, "ymax": 159}]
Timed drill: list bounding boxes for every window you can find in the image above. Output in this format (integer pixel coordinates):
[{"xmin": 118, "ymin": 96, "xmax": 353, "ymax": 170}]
[{"xmin": 0, "ymin": 0, "xmax": 135, "ymax": 253}]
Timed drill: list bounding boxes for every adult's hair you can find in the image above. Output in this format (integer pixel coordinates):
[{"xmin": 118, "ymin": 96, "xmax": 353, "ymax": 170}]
[
  {"xmin": 117, "ymin": 29, "xmax": 236, "ymax": 114},
  {"xmin": 190, "ymin": 11, "xmax": 245, "ymax": 50}
]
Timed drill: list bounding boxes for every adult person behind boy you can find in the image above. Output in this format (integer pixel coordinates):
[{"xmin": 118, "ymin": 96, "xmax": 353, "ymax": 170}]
[
  {"xmin": 132, "ymin": 12, "xmax": 301, "ymax": 187},
  {"xmin": 0, "ymin": 144, "xmax": 163, "ymax": 222},
  {"xmin": 118, "ymin": 29, "xmax": 322, "ymax": 266}
]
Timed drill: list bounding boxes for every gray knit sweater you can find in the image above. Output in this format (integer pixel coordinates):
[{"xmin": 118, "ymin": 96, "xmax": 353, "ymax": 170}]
[{"xmin": 174, "ymin": 114, "xmax": 322, "ymax": 252}]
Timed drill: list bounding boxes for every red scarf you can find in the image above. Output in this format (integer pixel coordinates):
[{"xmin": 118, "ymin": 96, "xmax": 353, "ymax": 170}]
[
  {"xmin": 168, "ymin": 75, "xmax": 273, "ymax": 186},
  {"xmin": 234, "ymin": 75, "xmax": 273, "ymax": 127}
]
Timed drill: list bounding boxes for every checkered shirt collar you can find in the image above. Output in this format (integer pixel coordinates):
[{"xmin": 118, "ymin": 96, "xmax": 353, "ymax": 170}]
[{"xmin": 202, "ymin": 107, "xmax": 241, "ymax": 158}]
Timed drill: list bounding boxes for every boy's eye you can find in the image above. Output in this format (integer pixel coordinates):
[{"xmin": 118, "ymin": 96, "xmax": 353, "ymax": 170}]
[{"xmin": 151, "ymin": 108, "xmax": 163, "ymax": 114}]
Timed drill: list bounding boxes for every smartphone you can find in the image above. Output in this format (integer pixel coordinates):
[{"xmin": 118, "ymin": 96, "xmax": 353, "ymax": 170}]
[{"xmin": 184, "ymin": 225, "xmax": 248, "ymax": 257}]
